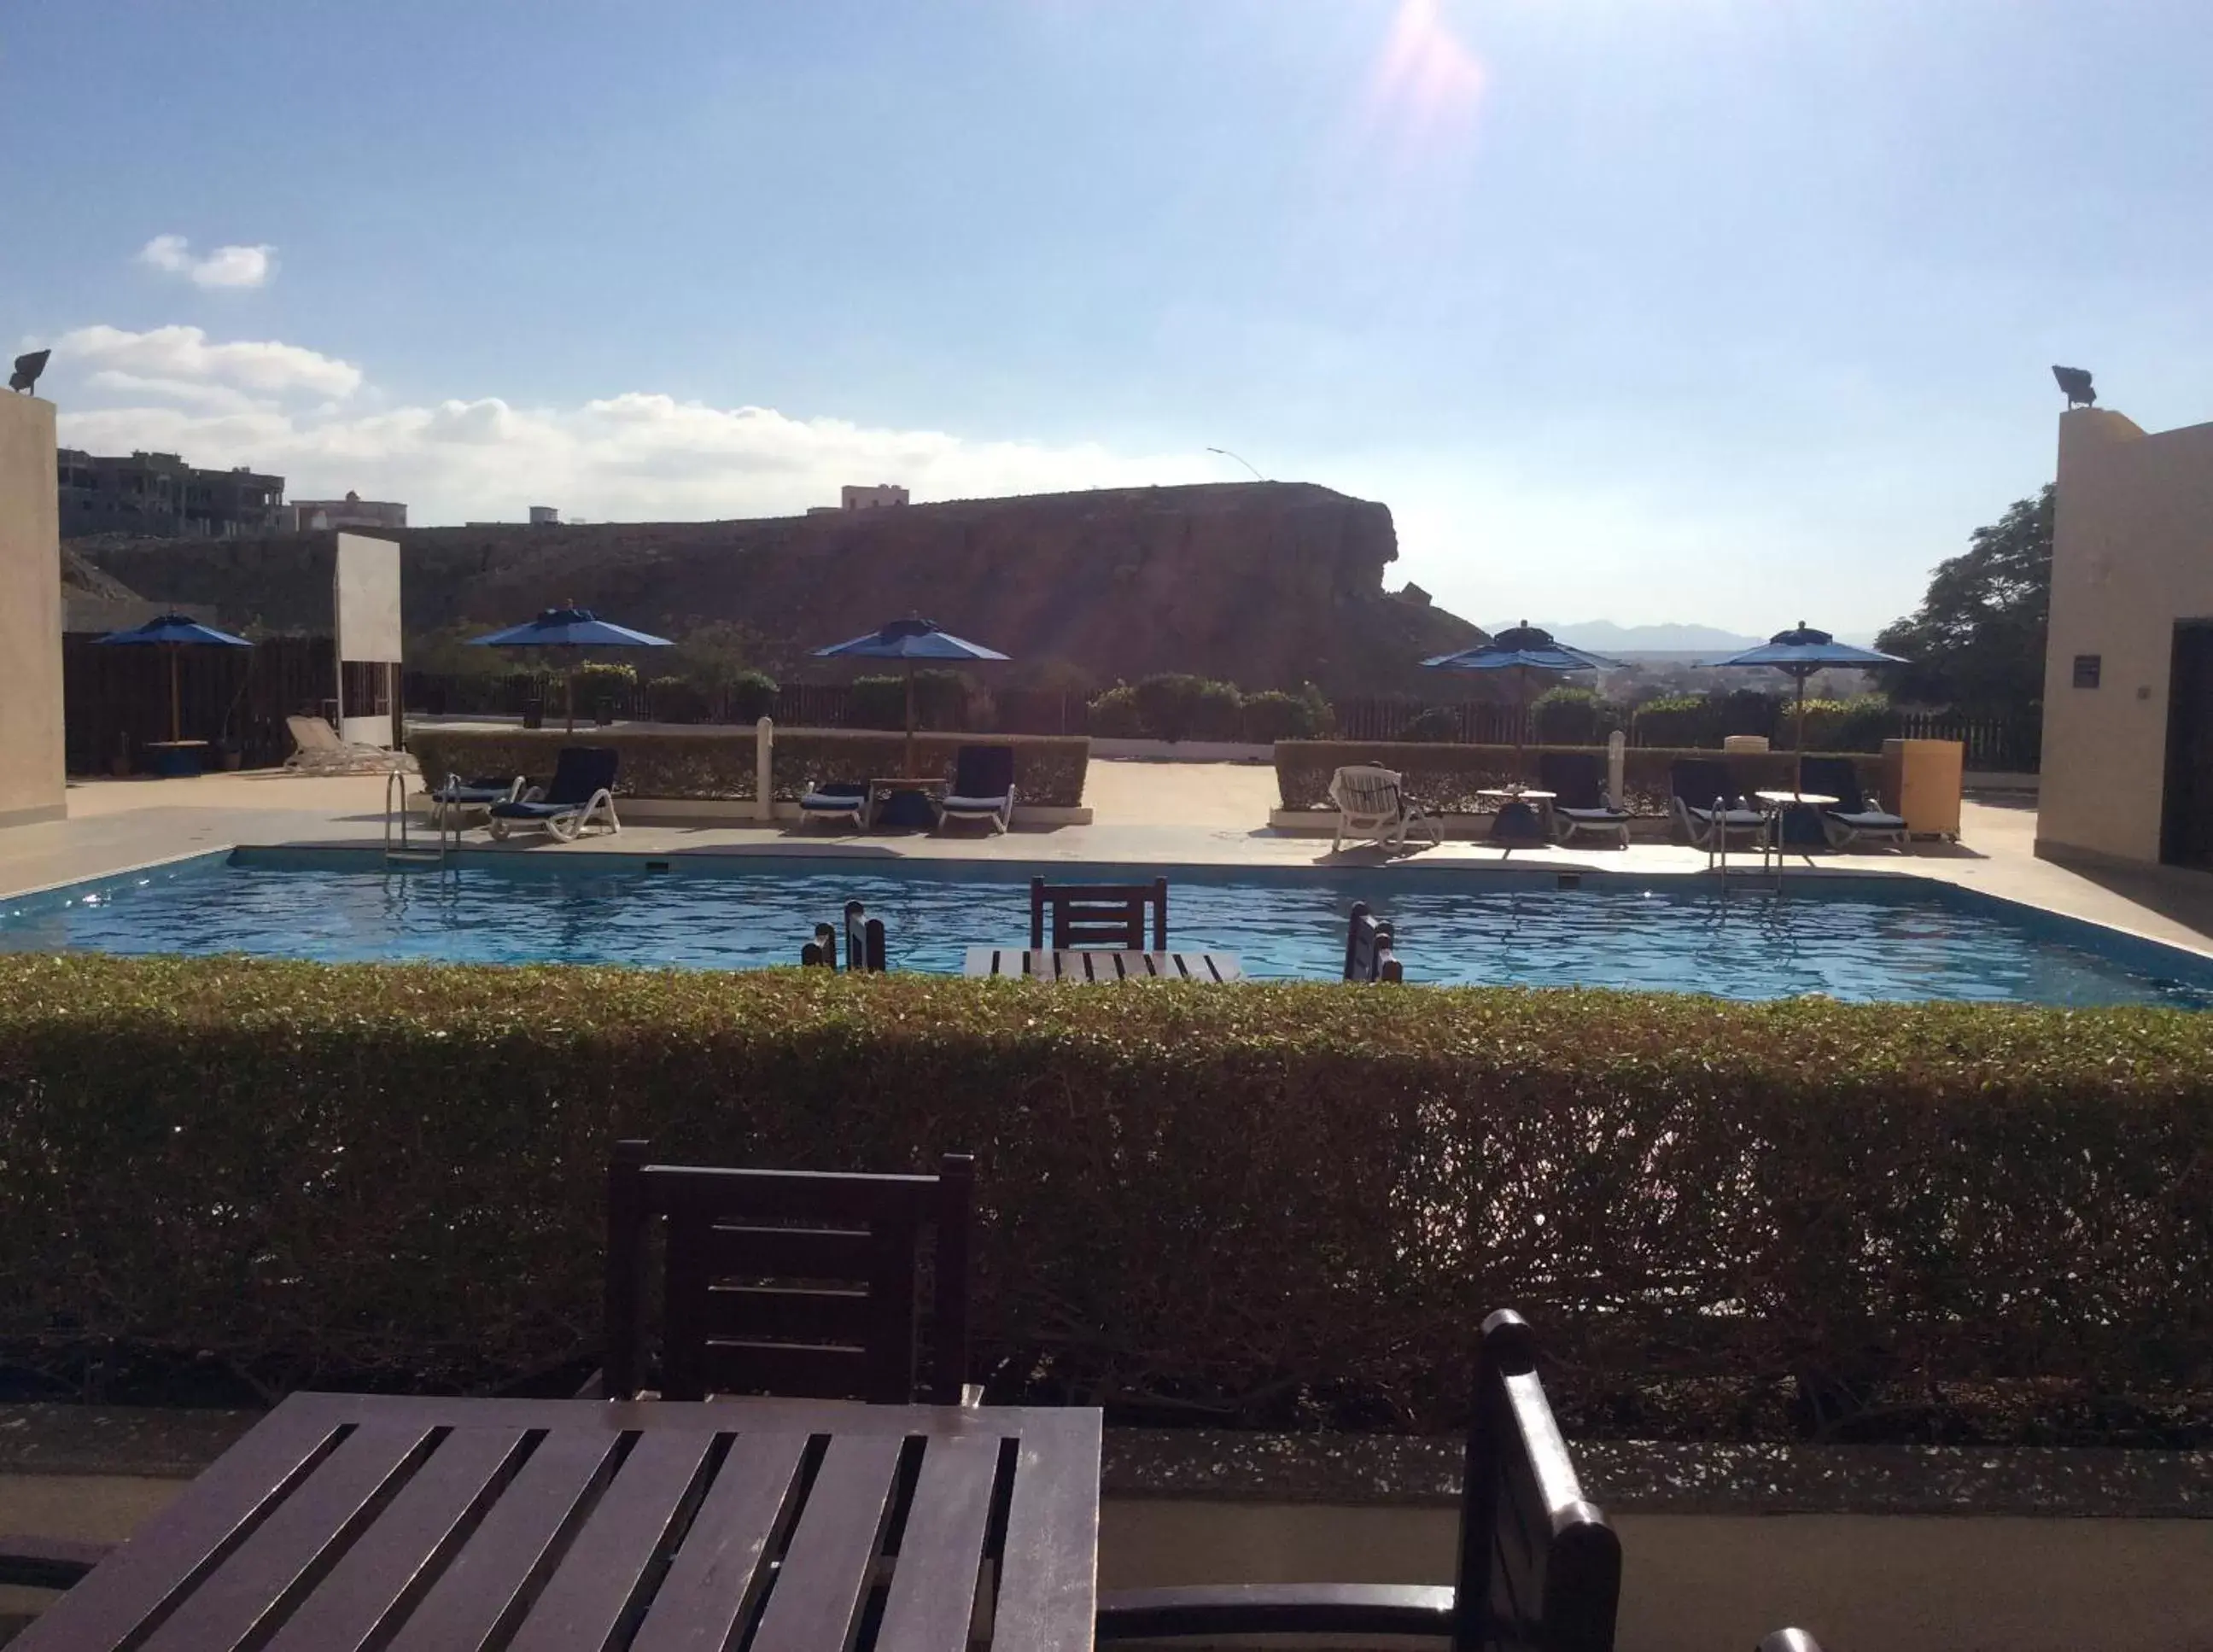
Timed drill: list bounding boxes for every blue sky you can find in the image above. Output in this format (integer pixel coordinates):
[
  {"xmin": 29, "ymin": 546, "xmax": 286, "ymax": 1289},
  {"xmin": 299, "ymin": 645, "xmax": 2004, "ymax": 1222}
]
[{"xmin": 6, "ymin": 0, "xmax": 2210, "ymax": 635}]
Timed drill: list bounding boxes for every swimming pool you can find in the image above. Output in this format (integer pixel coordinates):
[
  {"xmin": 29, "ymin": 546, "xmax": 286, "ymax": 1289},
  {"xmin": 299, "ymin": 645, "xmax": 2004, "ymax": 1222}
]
[{"xmin": 2, "ymin": 847, "xmax": 2206, "ymax": 1007}]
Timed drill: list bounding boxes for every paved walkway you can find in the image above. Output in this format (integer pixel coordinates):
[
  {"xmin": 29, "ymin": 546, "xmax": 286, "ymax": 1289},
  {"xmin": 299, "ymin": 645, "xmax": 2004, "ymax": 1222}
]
[{"xmin": 5, "ymin": 763, "xmax": 2210, "ymax": 959}]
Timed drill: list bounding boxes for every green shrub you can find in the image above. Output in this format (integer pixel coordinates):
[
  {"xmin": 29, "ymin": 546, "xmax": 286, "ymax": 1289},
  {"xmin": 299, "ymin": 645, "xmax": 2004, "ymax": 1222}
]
[
  {"xmin": 1274, "ymin": 740, "xmax": 1880, "ymax": 814},
  {"xmin": 573, "ymin": 661, "xmax": 638, "ymax": 696},
  {"xmin": 3, "ymin": 954, "xmax": 2208, "ymax": 1438},
  {"xmin": 850, "ymin": 670, "xmax": 970, "ymax": 731},
  {"xmin": 1299, "ymin": 681, "xmax": 1337, "ymax": 738},
  {"xmin": 1716, "ymin": 686, "xmax": 1780, "ymax": 738},
  {"xmin": 1241, "ymin": 690, "xmax": 1318, "ymax": 743},
  {"xmin": 1631, "ymin": 695, "xmax": 1716, "ymax": 748},
  {"xmin": 1396, "ymin": 706, "xmax": 1463, "ymax": 743},
  {"xmin": 406, "ymin": 727, "xmax": 1091, "ymax": 805},
  {"xmin": 1796, "ymin": 695, "xmax": 1897, "ymax": 752},
  {"xmin": 727, "ymin": 669, "xmax": 779, "ymax": 723},
  {"xmin": 1532, "ymin": 686, "xmax": 1616, "ymax": 745},
  {"xmin": 646, "ymin": 676, "xmax": 709, "ymax": 723},
  {"xmin": 1128, "ymin": 674, "xmax": 1244, "ymax": 742},
  {"xmin": 1086, "ymin": 685, "xmax": 1144, "ymax": 738}
]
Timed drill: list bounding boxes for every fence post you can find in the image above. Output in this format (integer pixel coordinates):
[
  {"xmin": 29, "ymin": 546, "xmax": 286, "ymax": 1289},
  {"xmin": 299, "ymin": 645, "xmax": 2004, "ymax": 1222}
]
[
  {"xmin": 1608, "ymin": 729, "xmax": 1626, "ymax": 803},
  {"xmin": 756, "ymin": 716, "xmax": 775, "ymax": 822}
]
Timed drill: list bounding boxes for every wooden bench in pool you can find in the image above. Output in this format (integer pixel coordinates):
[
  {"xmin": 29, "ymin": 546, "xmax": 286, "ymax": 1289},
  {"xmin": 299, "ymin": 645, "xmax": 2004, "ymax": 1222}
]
[{"xmin": 964, "ymin": 948, "xmax": 1244, "ymax": 983}]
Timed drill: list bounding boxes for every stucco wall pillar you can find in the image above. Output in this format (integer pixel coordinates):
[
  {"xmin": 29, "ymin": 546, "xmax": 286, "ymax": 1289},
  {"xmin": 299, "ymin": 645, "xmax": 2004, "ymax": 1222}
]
[{"xmin": 0, "ymin": 395, "xmax": 66, "ymax": 826}]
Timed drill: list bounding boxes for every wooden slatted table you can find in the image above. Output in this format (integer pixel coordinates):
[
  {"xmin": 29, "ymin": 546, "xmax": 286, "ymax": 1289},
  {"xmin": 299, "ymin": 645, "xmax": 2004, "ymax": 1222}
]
[
  {"xmin": 964, "ymin": 948, "xmax": 1244, "ymax": 983},
  {"xmin": 17, "ymin": 1392, "xmax": 1101, "ymax": 1651}
]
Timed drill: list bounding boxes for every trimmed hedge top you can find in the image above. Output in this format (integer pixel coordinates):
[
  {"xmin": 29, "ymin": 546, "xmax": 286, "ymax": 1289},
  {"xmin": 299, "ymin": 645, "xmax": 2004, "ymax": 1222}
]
[
  {"xmin": 1274, "ymin": 740, "xmax": 1883, "ymax": 814},
  {"xmin": 3, "ymin": 954, "xmax": 2209, "ymax": 1438},
  {"xmin": 406, "ymin": 726, "xmax": 1091, "ymax": 807}
]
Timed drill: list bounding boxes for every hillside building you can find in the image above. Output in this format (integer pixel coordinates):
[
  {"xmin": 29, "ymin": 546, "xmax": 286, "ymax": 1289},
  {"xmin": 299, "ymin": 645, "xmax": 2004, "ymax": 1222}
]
[
  {"xmin": 56, "ymin": 449, "xmax": 284, "ymax": 540},
  {"xmin": 287, "ymin": 492, "xmax": 406, "ymax": 533},
  {"xmin": 840, "ymin": 483, "xmax": 909, "ymax": 510}
]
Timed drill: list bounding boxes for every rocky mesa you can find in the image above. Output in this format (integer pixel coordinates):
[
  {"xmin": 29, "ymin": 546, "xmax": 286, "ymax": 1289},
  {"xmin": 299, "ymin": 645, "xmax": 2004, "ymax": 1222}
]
[{"xmin": 71, "ymin": 480, "xmax": 1483, "ymax": 694}]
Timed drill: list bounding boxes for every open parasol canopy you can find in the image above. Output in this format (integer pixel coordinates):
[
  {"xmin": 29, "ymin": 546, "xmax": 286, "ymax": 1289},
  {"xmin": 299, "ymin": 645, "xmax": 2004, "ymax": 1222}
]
[
  {"xmin": 812, "ymin": 618, "xmax": 1009, "ymax": 776},
  {"xmin": 468, "ymin": 606, "xmax": 672, "ymax": 734},
  {"xmin": 96, "ymin": 612, "xmax": 252, "ymax": 746}
]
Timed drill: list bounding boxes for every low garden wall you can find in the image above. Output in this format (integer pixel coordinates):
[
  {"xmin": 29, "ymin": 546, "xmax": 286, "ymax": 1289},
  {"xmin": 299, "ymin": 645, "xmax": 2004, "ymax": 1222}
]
[
  {"xmin": 406, "ymin": 725, "xmax": 1091, "ymax": 808},
  {"xmin": 2, "ymin": 954, "xmax": 2206, "ymax": 1442},
  {"xmin": 1274, "ymin": 741, "xmax": 1885, "ymax": 814}
]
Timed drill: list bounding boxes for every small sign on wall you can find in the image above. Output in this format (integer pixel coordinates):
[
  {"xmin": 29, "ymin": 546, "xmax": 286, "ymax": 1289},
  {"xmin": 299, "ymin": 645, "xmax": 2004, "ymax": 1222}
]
[{"xmin": 2072, "ymin": 654, "xmax": 2102, "ymax": 689}]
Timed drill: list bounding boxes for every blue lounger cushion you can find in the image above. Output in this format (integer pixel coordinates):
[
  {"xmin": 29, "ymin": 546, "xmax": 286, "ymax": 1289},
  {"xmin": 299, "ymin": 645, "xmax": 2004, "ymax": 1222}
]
[
  {"xmin": 1685, "ymin": 805, "xmax": 1766, "ymax": 827},
  {"xmin": 489, "ymin": 798, "xmax": 573, "ymax": 820},
  {"xmin": 942, "ymin": 793, "xmax": 1012, "ymax": 814},
  {"xmin": 802, "ymin": 787, "xmax": 867, "ymax": 810},
  {"xmin": 1557, "ymin": 804, "xmax": 1632, "ymax": 823},
  {"xmin": 1831, "ymin": 808, "xmax": 1907, "ymax": 830}
]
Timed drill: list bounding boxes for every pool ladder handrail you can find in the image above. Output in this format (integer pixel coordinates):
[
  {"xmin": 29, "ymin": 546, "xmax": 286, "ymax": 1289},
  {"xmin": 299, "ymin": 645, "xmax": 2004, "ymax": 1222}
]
[{"xmin": 383, "ymin": 768, "xmax": 458, "ymax": 866}]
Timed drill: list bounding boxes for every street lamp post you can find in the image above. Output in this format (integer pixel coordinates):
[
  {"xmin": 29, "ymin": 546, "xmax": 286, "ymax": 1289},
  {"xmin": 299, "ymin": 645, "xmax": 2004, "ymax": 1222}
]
[{"xmin": 1205, "ymin": 446, "xmax": 1264, "ymax": 482}]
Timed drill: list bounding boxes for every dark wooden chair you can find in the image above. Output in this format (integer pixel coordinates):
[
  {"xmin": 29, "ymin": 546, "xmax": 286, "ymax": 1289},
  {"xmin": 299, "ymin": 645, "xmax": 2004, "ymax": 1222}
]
[
  {"xmin": 1344, "ymin": 902, "xmax": 1404, "ymax": 983},
  {"xmin": 602, "ymin": 1139, "xmax": 975, "ymax": 1404},
  {"xmin": 0, "ymin": 1536, "xmax": 111, "ymax": 1590},
  {"xmin": 1095, "ymin": 1310, "xmax": 1620, "ymax": 1648},
  {"xmin": 1759, "ymin": 1632, "xmax": 1825, "ymax": 1651},
  {"xmin": 1030, "ymin": 875, "xmax": 1168, "ymax": 950}
]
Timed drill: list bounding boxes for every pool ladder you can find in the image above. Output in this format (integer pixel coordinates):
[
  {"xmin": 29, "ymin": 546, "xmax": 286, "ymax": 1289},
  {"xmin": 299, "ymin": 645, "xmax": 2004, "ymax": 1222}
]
[{"xmin": 384, "ymin": 768, "xmax": 458, "ymax": 867}]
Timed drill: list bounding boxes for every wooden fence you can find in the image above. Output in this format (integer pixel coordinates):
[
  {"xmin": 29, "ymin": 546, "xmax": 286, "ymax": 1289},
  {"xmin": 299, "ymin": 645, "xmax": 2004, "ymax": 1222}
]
[{"xmin": 63, "ymin": 633, "xmax": 337, "ymax": 775}]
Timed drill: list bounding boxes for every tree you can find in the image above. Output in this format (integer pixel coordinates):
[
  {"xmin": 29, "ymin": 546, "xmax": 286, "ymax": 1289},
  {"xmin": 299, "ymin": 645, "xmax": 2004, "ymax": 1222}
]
[{"xmin": 1876, "ymin": 485, "xmax": 2052, "ymax": 715}]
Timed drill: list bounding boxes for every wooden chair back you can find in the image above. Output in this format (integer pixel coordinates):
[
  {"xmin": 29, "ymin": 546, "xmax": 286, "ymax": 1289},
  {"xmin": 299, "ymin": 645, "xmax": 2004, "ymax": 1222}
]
[
  {"xmin": 1344, "ymin": 902, "xmax": 1403, "ymax": 983},
  {"xmin": 604, "ymin": 1140, "xmax": 974, "ymax": 1404},
  {"xmin": 1031, "ymin": 875, "xmax": 1168, "ymax": 950},
  {"xmin": 1670, "ymin": 759, "xmax": 1736, "ymax": 809},
  {"xmin": 1452, "ymin": 1309, "xmax": 1621, "ymax": 1652},
  {"xmin": 843, "ymin": 899, "xmax": 886, "ymax": 971},
  {"xmin": 1539, "ymin": 750, "xmax": 1607, "ymax": 810},
  {"xmin": 1329, "ymin": 765, "xmax": 1406, "ymax": 820}
]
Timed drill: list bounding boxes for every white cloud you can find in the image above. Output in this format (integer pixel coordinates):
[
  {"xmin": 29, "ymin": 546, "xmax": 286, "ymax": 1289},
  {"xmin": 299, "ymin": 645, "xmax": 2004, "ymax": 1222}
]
[
  {"xmin": 137, "ymin": 234, "xmax": 276, "ymax": 289},
  {"xmin": 50, "ymin": 327, "xmax": 1214, "ymax": 523},
  {"xmin": 55, "ymin": 325, "xmax": 362, "ymax": 400}
]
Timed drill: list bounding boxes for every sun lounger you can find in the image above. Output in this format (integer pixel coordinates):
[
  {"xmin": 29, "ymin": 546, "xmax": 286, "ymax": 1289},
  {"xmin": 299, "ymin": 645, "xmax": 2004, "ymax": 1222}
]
[
  {"xmin": 1799, "ymin": 756, "xmax": 1910, "ymax": 849},
  {"xmin": 799, "ymin": 779, "xmax": 870, "ymax": 829},
  {"xmin": 1327, "ymin": 764, "xmax": 1439, "ymax": 852},
  {"xmin": 938, "ymin": 744, "xmax": 1017, "ymax": 832},
  {"xmin": 488, "ymin": 746, "xmax": 620, "ymax": 842},
  {"xmin": 1540, "ymin": 751, "xmax": 1634, "ymax": 848},
  {"xmin": 1669, "ymin": 759, "xmax": 1765, "ymax": 850},
  {"xmin": 283, "ymin": 714, "xmax": 411, "ymax": 774},
  {"xmin": 426, "ymin": 772, "xmax": 526, "ymax": 828}
]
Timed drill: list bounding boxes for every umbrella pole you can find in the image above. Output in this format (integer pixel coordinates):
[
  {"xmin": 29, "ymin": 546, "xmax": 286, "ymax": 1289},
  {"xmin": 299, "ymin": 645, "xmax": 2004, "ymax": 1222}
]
[
  {"xmin": 1794, "ymin": 672, "xmax": 1807, "ymax": 792},
  {"xmin": 1516, "ymin": 665, "xmax": 1528, "ymax": 785},
  {"xmin": 903, "ymin": 663, "xmax": 918, "ymax": 777},
  {"xmin": 565, "ymin": 663, "xmax": 576, "ymax": 736},
  {"xmin": 169, "ymin": 647, "xmax": 181, "ymax": 744}
]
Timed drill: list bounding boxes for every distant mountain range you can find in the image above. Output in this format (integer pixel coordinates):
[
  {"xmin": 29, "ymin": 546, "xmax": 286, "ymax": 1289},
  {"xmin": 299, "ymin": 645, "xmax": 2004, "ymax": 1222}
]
[{"xmin": 1490, "ymin": 621, "xmax": 1879, "ymax": 655}]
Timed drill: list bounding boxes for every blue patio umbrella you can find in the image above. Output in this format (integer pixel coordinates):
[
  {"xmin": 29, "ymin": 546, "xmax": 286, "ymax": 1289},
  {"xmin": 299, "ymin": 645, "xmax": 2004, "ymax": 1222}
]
[
  {"xmin": 813, "ymin": 617, "xmax": 1009, "ymax": 775},
  {"xmin": 96, "ymin": 612, "xmax": 252, "ymax": 745},
  {"xmin": 1422, "ymin": 622, "xmax": 1621, "ymax": 780},
  {"xmin": 468, "ymin": 605, "xmax": 671, "ymax": 734},
  {"xmin": 1714, "ymin": 622, "xmax": 1906, "ymax": 785}
]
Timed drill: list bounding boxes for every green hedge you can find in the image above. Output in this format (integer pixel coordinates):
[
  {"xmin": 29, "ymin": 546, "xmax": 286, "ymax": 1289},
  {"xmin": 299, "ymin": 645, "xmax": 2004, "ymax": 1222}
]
[
  {"xmin": 1274, "ymin": 742, "xmax": 1883, "ymax": 814},
  {"xmin": 407, "ymin": 727, "xmax": 1090, "ymax": 807},
  {"xmin": 2, "ymin": 955, "xmax": 2208, "ymax": 1438}
]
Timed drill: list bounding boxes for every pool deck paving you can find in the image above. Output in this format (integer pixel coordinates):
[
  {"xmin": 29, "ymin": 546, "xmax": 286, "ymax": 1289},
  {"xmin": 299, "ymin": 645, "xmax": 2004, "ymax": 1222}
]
[{"xmin": 5, "ymin": 762, "xmax": 2212, "ymax": 960}]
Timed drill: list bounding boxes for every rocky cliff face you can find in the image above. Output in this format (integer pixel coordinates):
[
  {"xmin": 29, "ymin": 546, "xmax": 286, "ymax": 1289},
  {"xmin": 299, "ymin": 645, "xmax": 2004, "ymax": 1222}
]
[{"xmin": 71, "ymin": 482, "xmax": 1482, "ymax": 693}]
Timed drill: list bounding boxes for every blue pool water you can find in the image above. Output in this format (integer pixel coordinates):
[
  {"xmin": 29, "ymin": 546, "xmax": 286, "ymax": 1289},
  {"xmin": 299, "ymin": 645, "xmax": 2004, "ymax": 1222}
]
[{"xmin": 1, "ymin": 849, "xmax": 2207, "ymax": 1007}]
